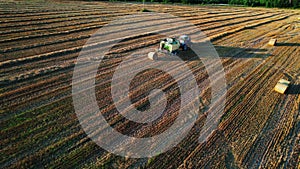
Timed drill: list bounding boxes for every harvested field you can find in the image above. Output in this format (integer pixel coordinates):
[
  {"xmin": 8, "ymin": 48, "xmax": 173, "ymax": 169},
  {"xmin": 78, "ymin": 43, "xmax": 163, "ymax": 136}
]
[{"xmin": 1, "ymin": 1, "xmax": 299, "ymax": 168}]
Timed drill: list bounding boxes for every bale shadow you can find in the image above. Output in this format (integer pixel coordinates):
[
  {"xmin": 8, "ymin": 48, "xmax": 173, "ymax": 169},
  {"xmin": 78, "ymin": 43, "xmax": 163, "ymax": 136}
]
[
  {"xmin": 286, "ymin": 84, "xmax": 300, "ymax": 95},
  {"xmin": 276, "ymin": 43, "xmax": 300, "ymax": 47},
  {"xmin": 215, "ymin": 45, "xmax": 270, "ymax": 59}
]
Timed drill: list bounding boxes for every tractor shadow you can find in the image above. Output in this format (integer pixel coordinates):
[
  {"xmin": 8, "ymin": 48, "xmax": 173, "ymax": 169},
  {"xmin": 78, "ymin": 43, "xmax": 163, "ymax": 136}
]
[
  {"xmin": 158, "ymin": 44, "xmax": 271, "ymax": 61},
  {"xmin": 285, "ymin": 84, "xmax": 300, "ymax": 94},
  {"xmin": 158, "ymin": 49, "xmax": 200, "ymax": 61}
]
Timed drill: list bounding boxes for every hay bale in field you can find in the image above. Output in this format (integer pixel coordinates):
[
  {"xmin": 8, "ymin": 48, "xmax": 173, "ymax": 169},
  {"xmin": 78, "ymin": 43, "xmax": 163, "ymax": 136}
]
[
  {"xmin": 274, "ymin": 79, "xmax": 290, "ymax": 94},
  {"xmin": 148, "ymin": 52, "xmax": 158, "ymax": 60},
  {"xmin": 268, "ymin": 39, "xmax": 277, "ymax": 46}
]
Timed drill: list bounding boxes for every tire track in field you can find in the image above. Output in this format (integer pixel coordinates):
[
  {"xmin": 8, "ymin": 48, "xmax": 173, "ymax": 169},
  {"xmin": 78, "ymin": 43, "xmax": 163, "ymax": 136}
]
[{"xmin": 0, "ymin": 11, "xmax": 288, "ymax": 65}]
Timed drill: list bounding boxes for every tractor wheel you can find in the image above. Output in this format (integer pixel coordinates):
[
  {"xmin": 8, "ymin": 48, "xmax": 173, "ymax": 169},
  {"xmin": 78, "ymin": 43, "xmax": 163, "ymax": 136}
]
[
  {"xmin": 172, "ymin": 51, "xmax": 178, "ymax": 55},
  {"xmin": 161, "ymin": 44, "xmax": 164, "ymax": 49},
  {"xmin": 183, "ymin": 44, "xmax": 188, "ymax": 51}
]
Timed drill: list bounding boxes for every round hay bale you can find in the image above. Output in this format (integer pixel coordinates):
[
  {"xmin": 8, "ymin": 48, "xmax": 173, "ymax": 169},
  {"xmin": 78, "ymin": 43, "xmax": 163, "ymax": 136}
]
[{"xmin": 148, "ymin": 52, "xmax": 158, "ymax": 60}]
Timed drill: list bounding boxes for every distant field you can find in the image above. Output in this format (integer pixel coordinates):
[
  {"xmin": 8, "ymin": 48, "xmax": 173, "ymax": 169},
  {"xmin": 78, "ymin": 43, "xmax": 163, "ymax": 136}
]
[{"xmin": 0, "ymin": 1, "xmax": 299, "ymax": 168}]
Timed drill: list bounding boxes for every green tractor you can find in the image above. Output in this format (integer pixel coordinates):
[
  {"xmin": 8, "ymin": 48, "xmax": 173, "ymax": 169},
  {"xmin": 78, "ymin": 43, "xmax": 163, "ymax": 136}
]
[
  {"xmin": 159, "ymin": 38, "xmax": 181, "ymax": 54},
  {"xmin": 148, "ymin": 35, "xmax": 191, "ymax": 60}
]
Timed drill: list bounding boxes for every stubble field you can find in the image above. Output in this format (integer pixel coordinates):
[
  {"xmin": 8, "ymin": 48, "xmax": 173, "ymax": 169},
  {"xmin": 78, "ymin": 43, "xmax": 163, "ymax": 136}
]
[{"xmin": 0, "ymin": 0, "xmax": 299, "ymax": 168}]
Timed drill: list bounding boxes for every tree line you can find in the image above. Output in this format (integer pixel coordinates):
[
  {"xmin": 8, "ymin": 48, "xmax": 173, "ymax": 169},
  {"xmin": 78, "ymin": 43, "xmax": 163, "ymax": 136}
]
[
  {"xmin": 109, "ymin": 0, "xmax": 299, "ymax": 8},
  {"xmin": 228, "ymin": 0, "xmax": 299, "ymax": 8}
]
